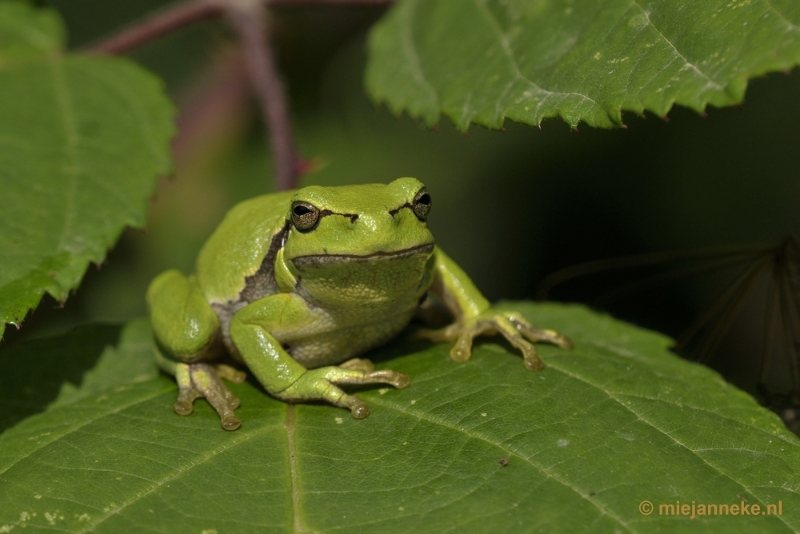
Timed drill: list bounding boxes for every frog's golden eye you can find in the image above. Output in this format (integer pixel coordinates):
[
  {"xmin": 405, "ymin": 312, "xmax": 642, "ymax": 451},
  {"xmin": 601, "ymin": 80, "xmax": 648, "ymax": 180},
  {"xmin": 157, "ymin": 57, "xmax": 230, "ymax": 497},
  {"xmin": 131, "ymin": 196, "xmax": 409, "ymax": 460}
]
[
  {"xmin": 412, "ymin": 188, "xmax": 431, "ymax": 221},
  {"xmin": 291, "ymin": 201, "xmax": 320, "ymax": 232}
]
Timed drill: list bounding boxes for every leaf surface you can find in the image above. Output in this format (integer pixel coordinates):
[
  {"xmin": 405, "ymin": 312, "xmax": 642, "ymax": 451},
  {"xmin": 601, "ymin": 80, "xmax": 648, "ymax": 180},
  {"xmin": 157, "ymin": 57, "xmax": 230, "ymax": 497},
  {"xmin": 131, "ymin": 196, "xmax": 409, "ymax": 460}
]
[
  {"xmin": 1, "ymin": 304, "xmax": 798, "ymax": 533},
  {"xmin": 366, "ymin": 0, "xmax": 800, "ymax": 129},
  {"xmin": 0, "ymin": 2, "xmax": 175, "ymax": 337}
]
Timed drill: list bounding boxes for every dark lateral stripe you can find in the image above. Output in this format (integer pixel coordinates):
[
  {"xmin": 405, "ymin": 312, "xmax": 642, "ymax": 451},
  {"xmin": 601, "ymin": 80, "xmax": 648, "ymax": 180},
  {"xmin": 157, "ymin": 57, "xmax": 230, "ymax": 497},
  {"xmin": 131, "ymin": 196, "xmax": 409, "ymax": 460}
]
[
  {"xmin": 319, "ymin": 209, "xmax": 359, "ymax": 223},
  {"xmin": 239, "ymin": 220, "xmax": 291, "ymax": 302},
  {"xmin": 388, "ymin": 202, "xmax": 412, "ymax": 217}
]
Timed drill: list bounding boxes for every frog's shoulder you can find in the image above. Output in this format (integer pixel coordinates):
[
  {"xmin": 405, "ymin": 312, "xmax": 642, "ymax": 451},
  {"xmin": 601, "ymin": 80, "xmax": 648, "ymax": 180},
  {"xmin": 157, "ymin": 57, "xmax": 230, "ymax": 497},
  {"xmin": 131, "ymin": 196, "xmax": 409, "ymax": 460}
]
[{"xmin": 196, "ymin": 190, "xmax": 295, "ymax": 304}]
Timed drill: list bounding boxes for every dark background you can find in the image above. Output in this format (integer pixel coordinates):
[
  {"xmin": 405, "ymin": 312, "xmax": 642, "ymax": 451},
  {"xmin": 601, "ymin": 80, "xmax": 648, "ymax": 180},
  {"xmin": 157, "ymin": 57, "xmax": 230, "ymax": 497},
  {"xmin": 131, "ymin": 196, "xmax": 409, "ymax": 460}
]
[{"xmin": 14, "ymin": 0, "xmax": 800, "ymax": 404}]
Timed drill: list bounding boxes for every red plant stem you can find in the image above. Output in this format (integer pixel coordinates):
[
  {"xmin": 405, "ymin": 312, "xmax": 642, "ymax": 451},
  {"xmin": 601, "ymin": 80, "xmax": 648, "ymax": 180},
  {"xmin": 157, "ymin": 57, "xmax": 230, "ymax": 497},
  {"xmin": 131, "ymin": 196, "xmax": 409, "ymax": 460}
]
[
  {"xmin": 85, "ymin": 0, "xmax": 393, "ymax": 189},
  {"xmin": 85, "ymin": 0, "xmax": 393, "ymax": 55},
  {"xmin": 272, "ymin": 0, "xmax": 392, "ymax": 4},
  {"xmin": 225, "ymin": 2, "xmax": 299, "ymax": 190},
  {"xmin": 172, "ymin": 50, "xmax": 251, "ymax": 165},
  {"xmin": 86, "ymin": 0, "xmax": 226, "ymax": 54}
]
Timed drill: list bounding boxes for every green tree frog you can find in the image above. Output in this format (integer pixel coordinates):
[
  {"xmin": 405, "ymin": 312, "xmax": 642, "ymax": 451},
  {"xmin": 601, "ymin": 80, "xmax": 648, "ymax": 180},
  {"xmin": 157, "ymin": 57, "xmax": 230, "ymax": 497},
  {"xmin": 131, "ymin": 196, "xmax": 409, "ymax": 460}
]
[{"xmin": 147, "ymin": 178, "xmax": 571, "ymax": 430}]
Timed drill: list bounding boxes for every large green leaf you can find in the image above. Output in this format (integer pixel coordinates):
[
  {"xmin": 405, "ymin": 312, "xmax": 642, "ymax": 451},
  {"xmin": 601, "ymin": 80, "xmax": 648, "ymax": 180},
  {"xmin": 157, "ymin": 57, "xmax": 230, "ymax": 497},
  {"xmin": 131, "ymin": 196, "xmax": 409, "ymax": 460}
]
[
  {"xmin": 0, "ymin": 2, "xmax": 175, "ymax": 338},
  {"xmin": 1, "ymin": 304, "xmax": 798, "ymax": 532},
  {"xmin": 366, "ymin": 0, "xmax": 800, "ymax": 130}
]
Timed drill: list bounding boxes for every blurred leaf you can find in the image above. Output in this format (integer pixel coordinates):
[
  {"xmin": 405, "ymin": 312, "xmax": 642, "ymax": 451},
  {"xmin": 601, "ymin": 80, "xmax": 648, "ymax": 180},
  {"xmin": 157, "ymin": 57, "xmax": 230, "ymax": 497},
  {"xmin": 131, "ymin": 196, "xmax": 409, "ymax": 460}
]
[
  {"xmin": 0, "ymin": 319, "xmax": 156, "ymax": 432},
  {"xmin": 0, "ymin": 2, "xmax": 175, "ymax": 338},
  {"xmin": 1, "ymin": 303, "xmax": 798, "ymax": 532},
  {"xmin": 366, "ymin": 0, "xmax": 800, "ymax": 130}
]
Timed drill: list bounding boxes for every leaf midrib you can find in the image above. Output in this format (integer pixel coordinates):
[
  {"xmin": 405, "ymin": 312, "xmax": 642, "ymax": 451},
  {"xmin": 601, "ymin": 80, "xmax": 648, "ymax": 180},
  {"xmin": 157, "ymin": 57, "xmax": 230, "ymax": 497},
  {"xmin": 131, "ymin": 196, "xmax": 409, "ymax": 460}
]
[{"xmin": 49, "ymin": 49, "xmax": 79, "ymax": 257}]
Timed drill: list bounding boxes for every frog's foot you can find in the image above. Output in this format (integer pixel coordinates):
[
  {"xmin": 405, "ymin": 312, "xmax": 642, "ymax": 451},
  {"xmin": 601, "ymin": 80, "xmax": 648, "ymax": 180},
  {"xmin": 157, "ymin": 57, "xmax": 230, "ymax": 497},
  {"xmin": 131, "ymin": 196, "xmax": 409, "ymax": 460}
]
[
  {"xmin": 415, "ymin": 311, "xmax": 572, "ymax": 371},
  {"xmin": 277, "ymin": 365, "xmax": 411, "ymax": 419},
  {"xmin": 174, "ymin": 362, "xmax": 247, "ymax": 431}
]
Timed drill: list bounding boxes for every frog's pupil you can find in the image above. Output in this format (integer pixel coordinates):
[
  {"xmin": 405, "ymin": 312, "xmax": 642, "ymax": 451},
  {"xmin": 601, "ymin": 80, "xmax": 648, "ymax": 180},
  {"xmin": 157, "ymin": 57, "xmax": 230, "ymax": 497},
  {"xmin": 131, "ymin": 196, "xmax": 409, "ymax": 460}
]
[
  {"xmin": 417, "ymin": 193, "xmax": 431, "ymax": 205},
  {"xmin": 294, "ymin": 205, "xmax": 310, "ymax": 215}
]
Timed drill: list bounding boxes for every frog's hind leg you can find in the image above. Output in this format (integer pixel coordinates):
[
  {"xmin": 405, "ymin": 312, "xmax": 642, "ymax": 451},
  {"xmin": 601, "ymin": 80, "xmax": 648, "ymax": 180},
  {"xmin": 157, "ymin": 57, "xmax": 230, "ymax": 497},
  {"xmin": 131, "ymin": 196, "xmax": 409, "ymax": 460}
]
[{"xmin": 148, "ymin": 269, "xmax": 247, "ymax": 430}]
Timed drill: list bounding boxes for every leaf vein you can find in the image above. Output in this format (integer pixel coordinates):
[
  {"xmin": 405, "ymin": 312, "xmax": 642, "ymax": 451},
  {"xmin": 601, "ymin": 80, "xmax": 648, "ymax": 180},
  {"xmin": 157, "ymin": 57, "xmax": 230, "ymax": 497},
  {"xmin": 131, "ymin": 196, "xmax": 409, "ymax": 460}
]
[
  {"xmin": 79, "ymin": 423, "xmax": 279, "ymax": 533},
  {"xmin": 628, "ymin": 1, "xmax": 723, "ymax": 91},
  {"xmin": 402, "ymin": 0, "xmax": 440, "ymax": 117},
  {"xmin": 49, "ymin": 52, "xmax": 80, "ymax": 255},
  {"xmin": 472, "ymin": 0, "xmax": 606, "ymax": 122},
  {"xmin": 764, "ymin": 0, "xmax": 800, "ymax": 32},
  {"xmin": 0, "ymin": 385, "xmax": 174, "ymax": 478},
  {"xmin": 368, "ymin": 396, "xmax": 636, "ymax": 532},
  {"xmin": 547, "ymin": 361, "xmax": 798, "ymax": 531}
]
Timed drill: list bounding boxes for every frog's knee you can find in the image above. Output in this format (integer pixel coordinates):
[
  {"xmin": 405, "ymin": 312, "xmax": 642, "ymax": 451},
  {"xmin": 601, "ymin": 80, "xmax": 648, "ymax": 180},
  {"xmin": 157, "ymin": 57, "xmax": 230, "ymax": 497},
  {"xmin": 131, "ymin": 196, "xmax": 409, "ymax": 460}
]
[{"xmin": 148, "ymin": 269, "xmax": 221, "ymax": 360}]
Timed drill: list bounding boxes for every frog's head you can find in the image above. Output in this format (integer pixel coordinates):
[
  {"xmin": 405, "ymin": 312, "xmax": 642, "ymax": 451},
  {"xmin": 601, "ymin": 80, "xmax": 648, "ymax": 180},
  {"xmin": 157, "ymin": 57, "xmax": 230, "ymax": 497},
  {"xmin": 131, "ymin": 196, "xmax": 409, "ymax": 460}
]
[
  {"xmin": 280, "ymin": 177, "xmax": 435, "ymax": 304},
  {"xmin": 283, "ymin": 177, "xmax": 434, "ymax": 260}
]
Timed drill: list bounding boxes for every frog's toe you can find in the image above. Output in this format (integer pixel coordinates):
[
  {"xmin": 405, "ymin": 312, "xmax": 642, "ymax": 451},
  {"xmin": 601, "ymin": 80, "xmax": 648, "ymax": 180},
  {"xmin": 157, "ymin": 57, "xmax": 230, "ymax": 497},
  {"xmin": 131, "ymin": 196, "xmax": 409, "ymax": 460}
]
[
  {"xmin": 353, "ymin": 368, "xmax": 410, "ymax": 389},
  {"xmin": 224, "ymin": 390, "xmax": 241, "ymax": 410},
  {"xmin": 174, "ymin": 387, "xmax": 201, "ymax": 416},
  {"xmin": 391, "ymin": 372, "xmax": 411, "ymax": 389},
  {"xmin": 411, "ymin": 324, "xmax": 459, "ymax": 343},
  {"xmin": 450, "ymin": 322, "xmax": 494, "ymax": 362},
  {"xmin": 338, "ymin": 358, "xmax": 375, "ymax": 372},
  {"xmin": 304, "ymin": 377, "xmax": 372, "ymax": 419},
  {"xmin": 320, "ymin": 366, "xmax": 410, "ymax": 390},
  {"xmin": 220, "ymin": 414, "xmax": 242, "ymax": 431},
  {"xmin": 340, "ymin": 394, "xmax": 370, "ymax": 419},
  {"xmin": 522, "ymin": 345, "xmax": 544, "ymax": 371},
  {"xmin": 215, "ymin": 363, "xmax": 247, "ymax": 384},
  {"xmin": 492, "ymin": 316, "xmax": 544, "ymax": 371},
  {"xmin": 508, "ymin": 315, "xmax": 573, "ymax": 350}
]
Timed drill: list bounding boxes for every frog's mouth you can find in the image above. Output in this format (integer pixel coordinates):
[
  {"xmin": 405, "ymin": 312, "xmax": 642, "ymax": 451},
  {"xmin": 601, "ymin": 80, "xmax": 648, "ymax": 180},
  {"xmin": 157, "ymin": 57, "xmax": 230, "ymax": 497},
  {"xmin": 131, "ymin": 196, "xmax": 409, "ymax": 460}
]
[{"xmin": 291, "ymin": 243, "xmax": 434, "ymax": 268}]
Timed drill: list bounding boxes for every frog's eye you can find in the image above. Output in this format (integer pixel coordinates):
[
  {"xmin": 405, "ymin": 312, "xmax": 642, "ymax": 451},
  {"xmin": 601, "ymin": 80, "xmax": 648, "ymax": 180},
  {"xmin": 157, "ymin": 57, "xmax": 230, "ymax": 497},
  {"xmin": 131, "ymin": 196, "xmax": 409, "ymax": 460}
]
[
  {"xmin": 291, "ymin": 201, "xmax": 320, "ymax": 232},
  {"xmin": 412, "ymin": 188, "xmax": 431, "ymax": 221}
]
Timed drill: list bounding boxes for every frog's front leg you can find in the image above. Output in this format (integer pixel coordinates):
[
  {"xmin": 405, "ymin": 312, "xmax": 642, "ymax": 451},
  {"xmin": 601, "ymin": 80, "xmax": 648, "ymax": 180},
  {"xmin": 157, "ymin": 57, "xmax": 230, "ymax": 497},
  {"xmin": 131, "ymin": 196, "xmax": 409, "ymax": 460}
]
[
  {"xmin": 418, "ymin": 247, "xmax": 572, "ymax": 370},
  {"xmin": 147, "ymin": 270, "xmax": 247, "ymax": 430},
  {"xmin": 230, "ymin": 294, "xmax": 410, "ymax": 418}
]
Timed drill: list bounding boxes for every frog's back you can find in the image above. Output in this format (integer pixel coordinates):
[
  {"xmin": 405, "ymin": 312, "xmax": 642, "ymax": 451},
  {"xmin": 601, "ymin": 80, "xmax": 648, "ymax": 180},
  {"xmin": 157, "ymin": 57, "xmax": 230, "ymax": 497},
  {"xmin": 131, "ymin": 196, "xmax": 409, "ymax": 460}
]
[{"xmin": 196, "ymin": 191, "xmax": 295, "ymax": 303}]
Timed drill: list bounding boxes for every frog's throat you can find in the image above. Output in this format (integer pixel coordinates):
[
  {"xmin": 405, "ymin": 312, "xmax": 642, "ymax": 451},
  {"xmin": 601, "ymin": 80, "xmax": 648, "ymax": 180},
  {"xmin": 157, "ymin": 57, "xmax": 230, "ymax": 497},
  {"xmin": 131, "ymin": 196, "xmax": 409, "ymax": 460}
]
[{"xmin": 290, "ymin": 243, "xmax": 434, "ymax": 267}]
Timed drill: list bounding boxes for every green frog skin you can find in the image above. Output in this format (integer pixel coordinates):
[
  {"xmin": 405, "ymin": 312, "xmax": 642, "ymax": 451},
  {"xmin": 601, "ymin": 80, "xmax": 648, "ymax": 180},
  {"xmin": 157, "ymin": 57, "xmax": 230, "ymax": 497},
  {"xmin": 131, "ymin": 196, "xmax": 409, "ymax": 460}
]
[{"xmin": 147, "ymin": 177, "xmax": 571, "ymax": 430}]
